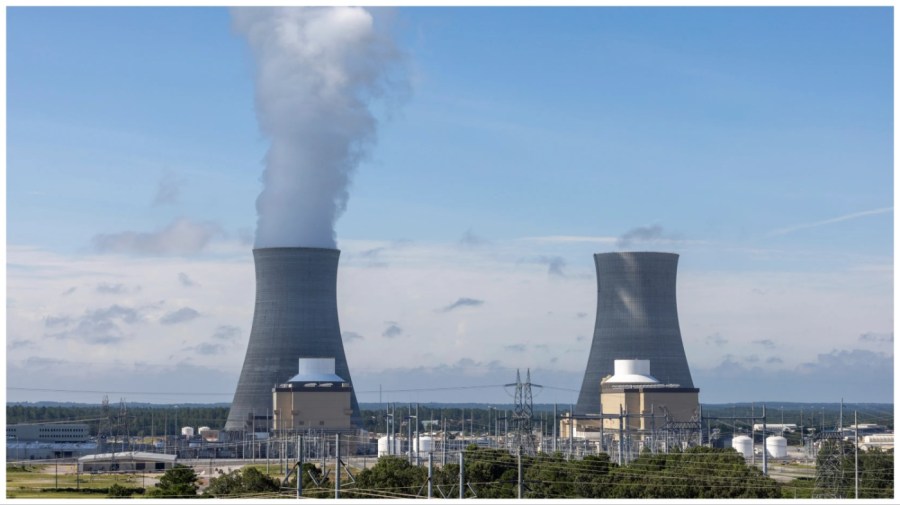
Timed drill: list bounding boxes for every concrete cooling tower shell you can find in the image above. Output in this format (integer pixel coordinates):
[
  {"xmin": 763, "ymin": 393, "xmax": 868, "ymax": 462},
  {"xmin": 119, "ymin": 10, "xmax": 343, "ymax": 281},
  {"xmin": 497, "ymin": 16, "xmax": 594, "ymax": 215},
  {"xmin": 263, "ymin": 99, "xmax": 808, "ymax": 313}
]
[
  {"xmin": 225, "ymin": 247, "xmax": 360, "ymax": 431},
  {"xmin": 575, "ymin": 252, "xmax": 695, "ymax": 415}
]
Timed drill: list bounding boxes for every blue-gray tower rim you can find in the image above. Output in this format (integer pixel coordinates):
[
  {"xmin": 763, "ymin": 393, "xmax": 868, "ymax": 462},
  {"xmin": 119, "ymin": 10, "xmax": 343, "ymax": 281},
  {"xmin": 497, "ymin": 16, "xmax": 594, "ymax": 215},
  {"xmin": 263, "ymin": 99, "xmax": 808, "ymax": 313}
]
[
  {"xmin": 575, "ymin": 251, "xmax": 695, "ymax": 415},
  {"xmin": 225, "ymin": 247, "xmax": 361, "ymax": 431}
]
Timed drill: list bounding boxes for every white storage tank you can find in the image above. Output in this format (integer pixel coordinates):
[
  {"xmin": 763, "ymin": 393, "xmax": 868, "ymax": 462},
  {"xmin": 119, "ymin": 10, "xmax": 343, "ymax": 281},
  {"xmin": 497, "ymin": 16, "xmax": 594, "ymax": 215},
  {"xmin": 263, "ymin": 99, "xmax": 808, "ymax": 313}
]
[
  {"xmin": 377, "ymin": 436, "xmax": 402, "ymax": 457},
  {"xmin": 766, "ymin": 436, "xmax": 787, "ymax": 458},
  {"xmin": 198, "ymin": 426, "xmax": 211, "ymax": 434},
  {"xmin": 413, "ymin": 436, "xmax": 434, "ymax": 456},
  {"xmin": 732, "ymin": 435, "xmax": 753, "ymax": 458},
  {"xmin": 181, "ymin": 426, "xmax": 195, "ymax": 438}
]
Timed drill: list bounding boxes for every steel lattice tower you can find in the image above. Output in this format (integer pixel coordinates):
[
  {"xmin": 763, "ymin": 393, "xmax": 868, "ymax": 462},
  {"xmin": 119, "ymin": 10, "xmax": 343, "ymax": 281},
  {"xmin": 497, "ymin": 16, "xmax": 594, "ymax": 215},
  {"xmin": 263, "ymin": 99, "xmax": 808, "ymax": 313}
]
[
  {"xmin": 813, "ymin": 435, "xmax": 849, "ymax": 498},
  {"xmin": 507, "ymin": 369, "xmax": 538, "ymax": 455}
]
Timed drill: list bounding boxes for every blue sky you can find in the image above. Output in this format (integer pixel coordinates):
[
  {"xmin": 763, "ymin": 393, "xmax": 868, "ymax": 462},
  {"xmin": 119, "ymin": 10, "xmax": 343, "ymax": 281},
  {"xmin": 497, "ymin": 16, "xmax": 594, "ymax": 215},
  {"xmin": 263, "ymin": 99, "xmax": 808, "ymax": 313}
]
[{"xmin": 6, "ymin": 7, "xmax": 893, "ymax": 406}]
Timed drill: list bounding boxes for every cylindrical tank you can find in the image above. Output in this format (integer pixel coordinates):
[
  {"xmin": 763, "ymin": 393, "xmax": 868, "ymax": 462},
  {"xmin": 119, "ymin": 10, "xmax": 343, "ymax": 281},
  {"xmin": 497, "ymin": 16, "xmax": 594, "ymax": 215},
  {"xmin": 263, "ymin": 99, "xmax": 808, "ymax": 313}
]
[
  {"xmin": 732, "ymin": 435, "xmax": 753, "ymax": 458},
  {"xmin": 198, "ymin": 426, "xmax": 211, "ymax": 434},
  {"xmin": 766, "ymin": 436, "xmax": 787, "ymax": 458},
  {"xmin": 413, "ymin": 436, "xmax": 433, "ymax": 455},
  {"xmin": 377, "ymin": 436, "xmax": 402, "ymax": 457},
  {"xmin": 181, "ymin": 427, "xmax": 194, "ymax": 437}
]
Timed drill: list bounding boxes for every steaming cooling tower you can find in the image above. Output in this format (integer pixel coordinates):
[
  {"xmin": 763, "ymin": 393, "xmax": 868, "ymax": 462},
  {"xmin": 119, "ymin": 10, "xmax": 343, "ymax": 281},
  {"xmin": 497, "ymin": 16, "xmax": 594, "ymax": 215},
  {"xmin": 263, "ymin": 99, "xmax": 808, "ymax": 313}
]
[
  {"xmin": 225, "ymin": 247, "xmax": 361, "ymax": 431},
  {"xmin": 575, "ymin": 252, "xmax": 694, "ymax": 415}
]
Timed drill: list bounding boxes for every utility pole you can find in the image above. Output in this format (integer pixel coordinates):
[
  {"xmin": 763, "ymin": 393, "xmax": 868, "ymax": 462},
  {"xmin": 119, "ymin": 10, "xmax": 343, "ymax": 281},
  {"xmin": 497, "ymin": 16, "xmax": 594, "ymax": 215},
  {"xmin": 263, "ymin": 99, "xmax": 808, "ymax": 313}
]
[
  {"xmin": 762, "ymin": 404, "xmax": 768, "ymax": 476},
  {"xmin": 416, "ymin": 403, "xmax": 420, "ymax": 466},
  {"xmin": 297, "ymin": 435, "xmax": 303, "ymax": 500},
  {"xmin": 387, "ymin": 404, "xmax": 394, "ymax": 456},
  {"xmin": 840, "ymin": 398, "xmax": 844, "ymax": 436},
  {"xmin": 618, "ymin": 405, "xmax": 624, "ymax": 466},
  {"xmin": 427, "ymin": 452, "xmax": 434, "ymax": 498},
  {"xmin": 442, "ymin": 416, "xmax": 447, "ymax": 466},
  {"xmin": 517, "ymin": 445, "xmax": 523, "ymax": 499},
  {"xmin": 552, "ymin": 404, "xmax": 558, "ymax": 454},
  {"xmin": 334, "ymin": 434, "xmax": 340, "ymax": 499},
  {"xmin": 407, "ymin": 407, "xmax": 414, "ymax": 465},
  {"xmin": 854, "ymin": 410, "xmax": 859, "ymax": 499},
  {"xmin": 459, "ymin": 452, "xmax": 465, "ymax": 499}
]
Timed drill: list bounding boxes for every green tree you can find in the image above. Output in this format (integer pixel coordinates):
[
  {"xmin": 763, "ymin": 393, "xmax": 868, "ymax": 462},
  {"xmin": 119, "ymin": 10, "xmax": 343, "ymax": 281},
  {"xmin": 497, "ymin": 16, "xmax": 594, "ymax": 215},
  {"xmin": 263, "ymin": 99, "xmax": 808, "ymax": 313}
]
[
  {"xmin": 463, "ymin": 447, "xmax": 517, "ymax": 498},
  {"xmin": 285, "ymin": 462, "xmax": 326, "ymax": 497},
  {"xmin": 148, "ymin": 465, "xmax": 199, "ymax": 498},
  {"xmin": 107, "ymin": 483, "xmax": 139, "ymax": 497},
  {"xmin": 523, "ymin": 453, "xmax": 578, "ymax": 498},
  {"xmin": 351, "ymin": 456, "xmax": 427, "ymax": 498},
  {"xmin": 204, "ymin": 466, "xmax": 281, "ymax": 497},
  {"xmin": 571, "ymin": 454, "xmax": 613, "ymax": 497},
  {"xmin": 608, "ymin": 447, "xmax": 779, "ymax": 499},
  {"xmin": 858, "ymin": 447, "xmax": 893, "ymax": 498}
]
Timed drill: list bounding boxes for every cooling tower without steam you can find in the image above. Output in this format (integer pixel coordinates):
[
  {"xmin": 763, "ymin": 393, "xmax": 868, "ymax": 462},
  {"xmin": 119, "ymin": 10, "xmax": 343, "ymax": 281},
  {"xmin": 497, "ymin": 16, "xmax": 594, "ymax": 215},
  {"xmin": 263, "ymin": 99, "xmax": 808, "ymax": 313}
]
[
  {"xmin": 575, "ymin": 252, "xmax": 694, "ymax": 415},
  {"xmin": 225, "ymin": 247, "xmax": 360, "ymax": 431}
]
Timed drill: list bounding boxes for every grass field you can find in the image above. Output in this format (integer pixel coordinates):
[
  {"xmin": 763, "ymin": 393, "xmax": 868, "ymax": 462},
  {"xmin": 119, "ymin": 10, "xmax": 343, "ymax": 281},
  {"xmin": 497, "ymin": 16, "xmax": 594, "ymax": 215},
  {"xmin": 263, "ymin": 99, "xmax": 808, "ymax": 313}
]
[{"xmin": 6, "ymin": 463, "xmax": 150, "ymax": 499}]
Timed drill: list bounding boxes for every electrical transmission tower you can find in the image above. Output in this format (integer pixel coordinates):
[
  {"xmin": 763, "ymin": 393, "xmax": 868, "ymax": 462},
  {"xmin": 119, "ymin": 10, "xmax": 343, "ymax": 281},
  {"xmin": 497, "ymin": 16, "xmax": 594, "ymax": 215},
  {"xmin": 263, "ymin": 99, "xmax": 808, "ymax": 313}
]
[
  {"xmin": 100, "ymin": 395, "xmax": 112, "ymax": 450},
  {"xmin": 506, "ymin": 369, "xmax": 539, "ymax": 456},
  {"xmin": 813, "ymin": 433, "xmax": 849, "ymax": 498}
]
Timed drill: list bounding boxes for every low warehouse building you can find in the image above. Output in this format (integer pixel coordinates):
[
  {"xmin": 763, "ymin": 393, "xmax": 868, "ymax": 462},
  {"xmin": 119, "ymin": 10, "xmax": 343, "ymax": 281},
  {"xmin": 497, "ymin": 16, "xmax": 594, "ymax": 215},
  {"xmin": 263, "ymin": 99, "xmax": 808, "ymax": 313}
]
[{"xmin": 78, "ymin": 451, "xmax": 176, "ymax": 473}]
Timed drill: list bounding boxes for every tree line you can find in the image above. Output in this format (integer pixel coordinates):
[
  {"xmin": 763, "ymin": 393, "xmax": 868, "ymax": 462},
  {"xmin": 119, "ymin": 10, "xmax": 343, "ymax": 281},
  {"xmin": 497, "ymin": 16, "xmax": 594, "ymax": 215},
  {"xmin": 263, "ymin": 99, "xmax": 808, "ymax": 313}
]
[{"xmin": 7, "ymin": 404, "xmax": 230, "ymax": 437}]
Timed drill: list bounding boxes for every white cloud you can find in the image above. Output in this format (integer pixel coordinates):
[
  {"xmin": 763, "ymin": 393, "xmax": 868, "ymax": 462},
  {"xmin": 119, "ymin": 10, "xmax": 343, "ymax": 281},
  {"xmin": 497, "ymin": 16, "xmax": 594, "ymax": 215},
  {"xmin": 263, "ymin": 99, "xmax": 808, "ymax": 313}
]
[
  {"xmin": 92, "ymin": 217, "xmax": 224, "ymax": 256},
  {"xmin": 160, "ymin": 307, "xmax": 201, "ymax": 325},
  {"xmin": 6, "ymin": 236, "xmax": 893, "ymax": 404}
]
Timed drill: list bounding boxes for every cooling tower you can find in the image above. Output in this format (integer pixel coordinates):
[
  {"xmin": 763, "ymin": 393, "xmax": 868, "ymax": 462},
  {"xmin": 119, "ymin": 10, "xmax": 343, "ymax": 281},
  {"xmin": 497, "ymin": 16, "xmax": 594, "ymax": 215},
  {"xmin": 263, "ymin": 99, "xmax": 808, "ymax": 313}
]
[
  {"xmin": 225, "ymin": 247, "xmax": 360, "ymax": 431},
  {"xmin": 575, "ymin": 252, "xmax": 694, "ymax": 415}
]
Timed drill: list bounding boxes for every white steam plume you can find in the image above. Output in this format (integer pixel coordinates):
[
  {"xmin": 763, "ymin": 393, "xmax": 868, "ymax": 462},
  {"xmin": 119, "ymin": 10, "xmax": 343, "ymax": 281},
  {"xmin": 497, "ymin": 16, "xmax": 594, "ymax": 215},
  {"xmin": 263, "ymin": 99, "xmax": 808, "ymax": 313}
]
[{"xmin": 233, "ymin": 7, "xmax": 405, "ymax": 249}]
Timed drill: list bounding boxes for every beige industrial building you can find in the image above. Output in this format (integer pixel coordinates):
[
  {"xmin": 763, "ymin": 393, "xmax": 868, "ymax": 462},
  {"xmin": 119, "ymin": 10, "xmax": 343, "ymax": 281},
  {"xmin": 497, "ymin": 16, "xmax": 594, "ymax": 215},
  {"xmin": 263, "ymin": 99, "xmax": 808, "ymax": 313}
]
[
  {"xmin": 562, "ymin": 359, "xmax": 700, "ymax": 440},
  {"xmin": 272, "ymin": 357, "xmax": 353, "ymax": 432}
]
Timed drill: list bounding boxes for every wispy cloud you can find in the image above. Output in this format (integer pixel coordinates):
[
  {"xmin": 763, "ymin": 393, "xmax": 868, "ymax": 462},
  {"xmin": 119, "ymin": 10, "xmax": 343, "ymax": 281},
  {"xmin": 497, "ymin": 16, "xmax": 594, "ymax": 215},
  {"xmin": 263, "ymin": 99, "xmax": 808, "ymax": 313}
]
[
  {"xmin": 152, "ymin": 171, "xmax": 184, "ymax": 206},
  {"xmin": 96, "ymin": 283, "xmax": 139, "ymax": 294},
  {"xmin": 183, "ymin": 342, "xmax": 226, "ymax": 354},
  {"xmin": 438, "ymin": 297, "xmax": 485, "ymax": 312},
  {"xmin": 859, "ymin": 332, "xmax": 893, "ymax": 344},
  {"xmin": 382, "ymin": 322, "xmax": 403, "ymax": 338},
  {"xmin": 159, "ymin": 307, "xmax": 201, "ymax": 325},
  {"xmin": 520, "ymin": 235, "xmax": 617, "ymax": 244},
  {"xmin": 92, "ymin": 217, "xmax": 224, "ymax": 256},
  {"xmin": 770, "ymin": 207, "xmax": 892, "ymax": 237},
  {"xmin": 211, "ymin": 325, "xmax": 241, "ymax": 341},
  {"xmin": 752, "ymin": 338, "xmax": 776, "ymax": 349},
  {"xmin": 44, "ymin": 304, "xmax": 143, "ymax": 344},
  {"xmin": 178, "ymin": 272, "xmax": 197, "ymax": 287},
  {"xmin": 459, "ymin": 228, "xmax": 488, "ymax": 247},
  {"xmin": 8, "ymin": 339, "xmax": 36, "ymax": 351},
  {"xmin": 343, "ymin": 331, "xmax": 364, "ymax": 343},
  {"xmin": 617, "ymin": 224, "xmax": 683, "ymax": 249},
  {"xmin": 536, "ymin": 256, "xmax": 566, "ymax": 277},
  {"xmin": 705, "ymin": 333, "xmax": 728, "ymax": 346}
]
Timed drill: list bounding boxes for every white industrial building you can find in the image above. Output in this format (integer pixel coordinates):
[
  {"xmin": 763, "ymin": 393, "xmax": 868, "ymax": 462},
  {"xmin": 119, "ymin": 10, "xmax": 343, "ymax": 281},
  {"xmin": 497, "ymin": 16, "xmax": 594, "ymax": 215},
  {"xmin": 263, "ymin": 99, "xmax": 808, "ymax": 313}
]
[{"xmin": 77, "ymin": 451, "xmax": 176, "ymax": 473}]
